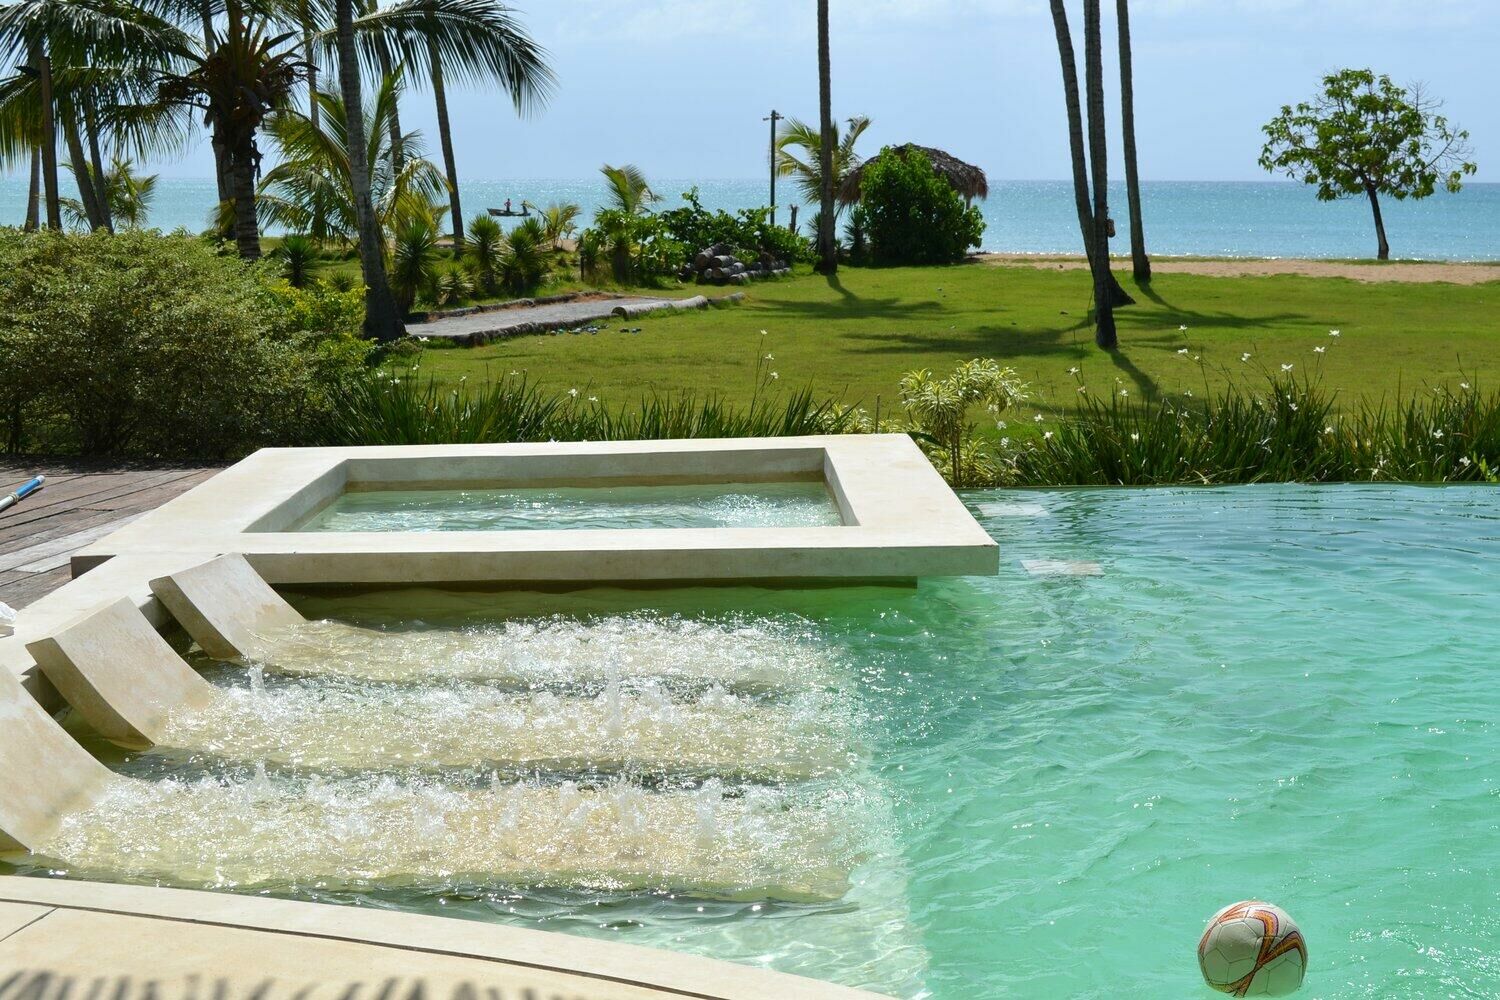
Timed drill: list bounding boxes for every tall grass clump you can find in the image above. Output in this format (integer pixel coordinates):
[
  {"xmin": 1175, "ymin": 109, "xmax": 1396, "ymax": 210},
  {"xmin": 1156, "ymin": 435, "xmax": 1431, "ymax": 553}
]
[
  {"xmin": 1007, "ymin": 374, "xmax": 1500, "ymax": 486},
  {"xmin": 323, "ymin": 355, "xmax": 861, "ymax": 447}
]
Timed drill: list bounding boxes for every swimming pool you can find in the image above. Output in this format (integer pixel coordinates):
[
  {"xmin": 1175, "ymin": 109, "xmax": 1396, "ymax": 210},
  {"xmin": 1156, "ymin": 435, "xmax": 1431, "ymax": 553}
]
[{"xmin": 11, "ymin": 484, "xmax": 1499, "ymax": 997}]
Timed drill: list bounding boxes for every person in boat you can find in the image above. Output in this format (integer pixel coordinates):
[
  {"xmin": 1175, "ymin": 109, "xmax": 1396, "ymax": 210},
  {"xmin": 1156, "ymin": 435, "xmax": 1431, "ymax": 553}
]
[{"xmin": 504, "ymin": 198, "xmax": 512, "ymax": 214}]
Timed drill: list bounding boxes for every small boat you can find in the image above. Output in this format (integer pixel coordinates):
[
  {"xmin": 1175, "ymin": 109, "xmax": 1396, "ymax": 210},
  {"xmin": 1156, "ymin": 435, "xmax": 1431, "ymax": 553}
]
[{"xmin": 488, "ymin": 204, "xmax": 532, "ymax": 218}]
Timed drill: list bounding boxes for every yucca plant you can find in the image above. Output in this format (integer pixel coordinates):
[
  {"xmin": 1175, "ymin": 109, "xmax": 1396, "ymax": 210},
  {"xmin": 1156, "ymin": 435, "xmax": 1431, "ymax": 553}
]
[
  {"xmin": 275, "ymin": 234, "xmax": 317, "ymax": 288},
  {"xmin": 390, "ymin": 215, "xmax": 443, "ymax": 312},
  {"xmin": 433, "ymin": 267, "xmax": 471, "ymax": 306},
  {"xmin": 498, "ymin": 217, "xmax": 549, "ymax": 294},
  {"xmin": 463, "ymin": 213, "xmax": 504, "ymax": 294}
]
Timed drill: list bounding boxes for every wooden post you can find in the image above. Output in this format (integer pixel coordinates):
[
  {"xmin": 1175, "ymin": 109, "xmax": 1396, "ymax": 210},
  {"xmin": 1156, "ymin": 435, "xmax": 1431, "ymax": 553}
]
[{"xmin": 764, "ymin": 109, "xmax": 782, "ymax": 225}]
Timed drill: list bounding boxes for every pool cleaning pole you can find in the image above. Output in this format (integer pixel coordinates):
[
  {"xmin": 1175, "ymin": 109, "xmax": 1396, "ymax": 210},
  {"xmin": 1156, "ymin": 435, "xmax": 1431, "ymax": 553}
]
[{"xmin": 0, "ymin": 475, "xmax": 44, "ymax": 514}]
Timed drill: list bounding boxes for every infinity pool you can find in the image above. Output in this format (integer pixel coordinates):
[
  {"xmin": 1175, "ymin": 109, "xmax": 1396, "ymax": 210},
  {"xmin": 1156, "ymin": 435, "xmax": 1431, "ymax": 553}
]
[
  {"xmin": 295, "ymin": 481, "xmax": 841, "ymax": 532},
  {"xmin": 11, "ymin": 485, "xmax": 1500, "ymax": 998}
]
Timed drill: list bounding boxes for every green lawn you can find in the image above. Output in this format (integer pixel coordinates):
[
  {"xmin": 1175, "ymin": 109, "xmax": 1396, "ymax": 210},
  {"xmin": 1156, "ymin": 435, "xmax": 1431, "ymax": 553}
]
[{"xmin": 412, "ymin": 262, "xmax": 1500, "ymax": 417}]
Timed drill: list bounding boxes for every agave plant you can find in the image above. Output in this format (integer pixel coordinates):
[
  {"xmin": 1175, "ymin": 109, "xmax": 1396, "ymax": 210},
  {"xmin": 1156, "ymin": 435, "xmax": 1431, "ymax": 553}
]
[{"xmin": 433, "ymin": 266, "xmax": 471, "ymax": 306}]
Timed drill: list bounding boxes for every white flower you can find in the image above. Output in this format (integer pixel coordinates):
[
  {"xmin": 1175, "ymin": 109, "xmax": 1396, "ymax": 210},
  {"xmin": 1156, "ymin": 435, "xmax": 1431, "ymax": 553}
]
[
  {"xmin": 1432, "ymin": 428, "xmax": 1445, "ymax": 440},
  {"xmin": 1324, "ymin": 426, "xmax": 1335, "ymax": 434},
  {"xmin": 1184, "ymin": 390, "xmax": 1194, "ymax": 397},
  {"xmin": 769, "ymin": 371, "xmax": 779, "ymax": 380},
  {"xmin": 1241, "ymin": 353, "xmax": 1252, "ymax": 362},
  {"xmin": 418, "ymin": 336, "xmax": 430, "ymax": 343},
  {"xmin": 1130, "ymin": 432, "xmax": 1140, "ymax": 442},
  {"xmin": 568, "ymin": 387, "xmax": 579, "ymax": 398},
  {"xmin": 996, "ymin": 421, "xmax": 1008, "ymax": 430},
  {"xmin": 1077, "ymin": 386, "xmax": 1088, "ymax": 394},
  {"xmin": 1177, "ymin": 348, "xmax": 1189, "ymax": 355},
  {"xmin": 760, "ymin": 329, "xmax": 768, "ymax": 336},
  {"xmin": 1119, "ymin": 389, "xmax": 1129, "ymax": 397},
  {"xmin": 1460, "ymin": 456, "xmax": 1472, "ymax": 468},
  {"xmin": 764, "ymin": 354, "xmax": 774, "ymax": 361},
  {"xmin": 1329, "ymin": 329, "xmax": 1341, "ymax": 337},
  {"xmin": 1281, "ymin": 364, "xmax": 1294, "ymax": 372},
  {"xmin": 1289, "ymin": 402, "xmax": 1299, "ymax": 411},
  {"xmin": 1044, "ymin": 431, "xmax": 1054, "ymax": 441},
  {"xmin": 509, "ymin": 370, "xmax": 520, "ymax": 376},
  {"xmin": 1179, "ymin": 325, "xmax": 1188, "ymax": 332},
  {"xmin": 1314, "ymin": 346, "xmax": 1326, "ymax": 354},
  {"xmin": 1033, "ymin": 414, "xmax": 1044, "ymax": 423},
  {"xmin": 1461, "ymin": 382, "xmax": 1472, "ymax": 390},
  {"xmin": 1000, "ymin": 437, "xmax": 1011, "ymax": 448},
  {"xmin": 1067, "ymin": 367, "xmax": 1080, "ymax": 375},
  {"xmin": 588, "ymin": 395, "xmax": 599, "ymax": 403}
]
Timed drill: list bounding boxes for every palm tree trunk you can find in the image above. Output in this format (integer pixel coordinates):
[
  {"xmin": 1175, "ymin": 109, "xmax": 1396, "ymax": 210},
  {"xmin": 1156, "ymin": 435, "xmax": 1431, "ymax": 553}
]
[
  {"xmin": 815, "ymin": 0, "xmax": 836, "ymax": 274},
  {"xmin": 338, "ymin": 0, "xmax": 405, "ymax": 341},
  {"xmin": 201, "ymin": 1, "xmax": 232, "ymax": 209},
  {"xmin": 378, "ymin": 46, "xmax": 404, "ymax": 172},
  {"xmin": 228, "ymin": 134, "xmax": 261, "ymax": 259},
  {"xmin": 426, "ymin": 35, "xmax": 463, "ymax": 258},
  {"xmin": 1047, "ymin": 0, "xmax": 1131, "ymax": 308},
  {"xmin": 24, "ymin": 147, "xmax": 40, "ymax": 231},
  {"xmin": 1117, "ymin": 0, "xmax": 1149, "ymax": 283},
  {"xmin": 65, "ymin": 118, "xmax": 105, "ymax": 230},
  {"xmin": 35, "ymin": 46, "xmax": 61, "ymax": 231},
  {"xmin": 1083, "ymin": 0, "xmax": 1116, "ymax": 350},
  {"xmin": 85, "ymin": 99, "xmax": 114, "ymax": 231},
  {"xmin": 301, "ymin": 1, "xmax": 320, "ymax": 131}
]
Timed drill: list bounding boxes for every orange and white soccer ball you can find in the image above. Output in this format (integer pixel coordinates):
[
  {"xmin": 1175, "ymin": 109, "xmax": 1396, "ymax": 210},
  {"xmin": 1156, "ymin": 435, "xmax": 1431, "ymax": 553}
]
[{"xmin": 1197, "ymin": 901, "xmax": 1307, "ymax": 996}]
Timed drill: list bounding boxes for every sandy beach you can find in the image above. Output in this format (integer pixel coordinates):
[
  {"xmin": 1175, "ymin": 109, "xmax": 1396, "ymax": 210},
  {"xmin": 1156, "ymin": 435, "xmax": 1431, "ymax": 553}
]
[{"xmin": 980, "ymin": 253, "xmax": 1500, "ymax": 285}]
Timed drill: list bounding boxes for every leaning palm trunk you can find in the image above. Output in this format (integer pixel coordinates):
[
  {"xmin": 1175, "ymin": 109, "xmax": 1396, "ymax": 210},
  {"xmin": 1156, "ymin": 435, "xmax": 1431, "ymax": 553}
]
[
  {"xmin": 1083, "ymin": 0, "xmax": 1116, "ymax": 350},
  {"xmin": 64, "ymin": 118, "xmax": 105, "ymax": 230},
  {"xmin": 1117, "ymin": 0, "xmax": 1149, "ymax": 283},
  {"xmin": 426, "ymin": 34, "xmax": 462, "ymax": 257},
  {"xmin": 84, "ymin": 100, "xmax": 113, "ymax": 231},
  {"xmin": 337, "ymin": 0, "xmax": 405, "ymax": 341},
  {"xmin": 815, "ymin": 0, "xmax": 836, "ymax": 273},
  {"xmin": 24, "ymin": 147, "xmax": 40, "ymax": 231},
  {"xmin": 377, "ymin": 47, "xmax": 405, "ymax": 172},
  {"xmin": 1047, "ymin": 0, "xmax": 1131, "ymax": 308}
]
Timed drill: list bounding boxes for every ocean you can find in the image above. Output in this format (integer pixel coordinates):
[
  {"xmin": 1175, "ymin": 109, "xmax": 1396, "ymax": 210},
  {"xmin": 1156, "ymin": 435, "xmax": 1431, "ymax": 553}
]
[{"xmin": 2, "ymin": 176, "xmax": 1497, "ymax": 261}]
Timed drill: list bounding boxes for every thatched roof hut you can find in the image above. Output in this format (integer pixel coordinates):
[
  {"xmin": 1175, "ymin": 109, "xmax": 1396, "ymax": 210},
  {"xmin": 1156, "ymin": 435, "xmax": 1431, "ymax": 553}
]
[{"xmin": 840, "ymin": 144, "xmax": 990, "ymax": 205}]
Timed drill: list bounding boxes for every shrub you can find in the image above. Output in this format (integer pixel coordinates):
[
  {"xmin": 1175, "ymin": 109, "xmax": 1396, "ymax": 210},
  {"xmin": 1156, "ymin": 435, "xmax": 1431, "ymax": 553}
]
[
  {"xmin": 856, "ymin": 148, "xmax": 984, "ymax": 265},
  {"xmin": 390, "ymin": 217, "xmax": 443, "ymax": 313},
  {"xmin": 463, "ymin": 214, "xmax": 505, "ymax": 295},
  {"xmin": 899, "ymin": 359, "xmax": 1029, "ymax": 486},
  {"xmin": 658, "ymin": 188, "xmax": 813, "ymax": 263},
  {"xmin": 0, "ymin": 228, "xmax": 371, "ymax": 458},
  {"xmin": 275, "ymin": 233, "xmax": 316, "ymax": 288},
  {"xmin": 580, "ymin": 210, "xmax": 685, "ymax": 285},
  {"xmin": 499, "ymin": 218, "xmax": 552, "ymax": 295}
]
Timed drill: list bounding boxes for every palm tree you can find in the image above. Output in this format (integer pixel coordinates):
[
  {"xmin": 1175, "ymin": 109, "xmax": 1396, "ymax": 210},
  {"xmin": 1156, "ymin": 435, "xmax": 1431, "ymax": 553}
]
[
  {"xmin": 1083, "ymin": 0, "xmax": 1115, "ymax": 349},
  {"xmin": 815, "ymin": 0, "xmax": 835, "ymax": 273},
  {"xmin": 775, "ymin": 113, "xmax": 868, "ymax": 211},
  {"xmin": 156, "ymin": 2, "xmax": 308, "ymax": 258},
  {"xmin": 600, "ymin": 162, "xmax": 657, "ymax": 216},
  {"xmin": 1117, "ymin": 0, "xmax": 1149, "ymax": 283},
  {"xmin": 0, "ymin": 0, "xmax": 187, "ymax": 232},
  {"xmin": 334, "ymin": 0, "xmax": 403, "ymax": 340},
  {"xmin": 63, "ymin": 155, "xmax": 158, "ymax": 229},
  {"xmin": 346, "ymin": 0, "xmax": 554, "ymax": 258},
  {"xmin": 258, "ymin": 71, "xmax": 447, "ymax": 243},
  {"xmin": 1047, "ymin": 0, "xmax": 1131, "ymax": 309}
]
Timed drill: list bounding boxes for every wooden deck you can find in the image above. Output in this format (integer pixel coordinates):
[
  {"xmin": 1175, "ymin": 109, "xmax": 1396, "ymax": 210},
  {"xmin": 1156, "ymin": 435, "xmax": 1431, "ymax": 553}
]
[{"xmin": 0, "ymin": 460, "xmax": 222, "ymax": 610}]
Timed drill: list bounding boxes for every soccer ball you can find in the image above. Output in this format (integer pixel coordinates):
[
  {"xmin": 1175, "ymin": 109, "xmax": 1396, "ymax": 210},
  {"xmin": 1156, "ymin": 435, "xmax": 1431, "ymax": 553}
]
[{"xmin": 1197, "ymin": 901, "xmax": 1307, "ymax": 996}]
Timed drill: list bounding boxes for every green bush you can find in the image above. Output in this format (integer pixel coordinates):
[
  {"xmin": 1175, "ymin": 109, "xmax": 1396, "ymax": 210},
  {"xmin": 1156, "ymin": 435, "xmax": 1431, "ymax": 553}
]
[
  {"xmin": 856, "ymin": 148, "xmax": 985, "ymax": 265},
  {"xmin": 580, "ymin": 210, "xmax": 685, "ymax": 285},
  {"xmin": 658, "ymin": 188, "xmax": 813, "ymax": 263},
  {"xmin": 0, "ymin": 228, "xmax": 371, "ymax": 459}
]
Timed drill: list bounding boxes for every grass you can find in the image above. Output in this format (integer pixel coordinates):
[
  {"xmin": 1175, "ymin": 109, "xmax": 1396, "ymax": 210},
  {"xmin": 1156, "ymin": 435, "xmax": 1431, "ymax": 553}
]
[{"xmin": 412, "ymin": 261, "xmax": 1500, "ymax": 419}]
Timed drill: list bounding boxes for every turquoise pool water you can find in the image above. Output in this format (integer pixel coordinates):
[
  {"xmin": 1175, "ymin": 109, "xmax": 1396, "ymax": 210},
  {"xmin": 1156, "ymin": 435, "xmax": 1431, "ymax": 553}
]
[
  {"xmin": 13, "ymin": 485, "xmax": 1500, "ymax": 997},
  {"xmin": 295, "ymin": 481, "xmax": 841, "ymax": 531}
]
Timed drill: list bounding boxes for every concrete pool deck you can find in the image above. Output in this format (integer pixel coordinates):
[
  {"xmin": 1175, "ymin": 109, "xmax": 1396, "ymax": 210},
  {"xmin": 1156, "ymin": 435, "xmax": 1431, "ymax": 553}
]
[{"xmin": 0, "ymin": 879, "xmax": 886, "ymax": 999}]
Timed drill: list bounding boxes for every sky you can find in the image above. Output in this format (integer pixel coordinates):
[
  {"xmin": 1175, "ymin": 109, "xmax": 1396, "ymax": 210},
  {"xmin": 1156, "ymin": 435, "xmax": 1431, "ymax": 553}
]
[{"xmin": 152, "ymin": 0, "xmax": 1498, "ymax": 184}]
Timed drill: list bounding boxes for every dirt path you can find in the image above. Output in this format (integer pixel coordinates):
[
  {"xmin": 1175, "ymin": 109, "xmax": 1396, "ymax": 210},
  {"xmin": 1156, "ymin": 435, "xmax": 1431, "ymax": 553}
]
[{"xmin": 980, "ymin": 253, "xmax": 1500, "ymax": 285}]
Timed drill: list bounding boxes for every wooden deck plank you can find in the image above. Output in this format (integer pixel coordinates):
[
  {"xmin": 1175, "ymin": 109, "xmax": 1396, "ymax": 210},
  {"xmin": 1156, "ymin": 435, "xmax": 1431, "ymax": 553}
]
[{"xmin": 0, "ymin": 460, "xmax": 224, "ymax": 610}]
